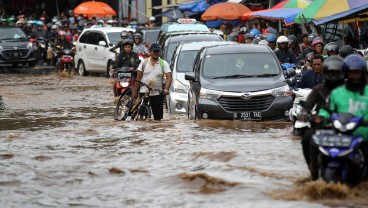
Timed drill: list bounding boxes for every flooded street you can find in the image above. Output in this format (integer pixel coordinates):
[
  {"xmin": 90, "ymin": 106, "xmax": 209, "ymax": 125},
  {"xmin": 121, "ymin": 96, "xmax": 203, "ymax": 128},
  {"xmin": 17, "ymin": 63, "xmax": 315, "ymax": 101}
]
[{"xmin": 1, "ymin": 71, "xmax": 368, "ymax": 208}]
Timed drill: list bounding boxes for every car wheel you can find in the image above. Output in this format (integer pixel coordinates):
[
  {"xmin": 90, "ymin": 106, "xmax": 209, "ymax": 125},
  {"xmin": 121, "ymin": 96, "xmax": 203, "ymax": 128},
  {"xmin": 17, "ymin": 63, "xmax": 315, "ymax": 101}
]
[
  {"xmin": 78, "ymin": 60, "xmax": 88, "ymax": 76},
  {"xmin": 107, "ymin": 60, "xmax": 115, "ymax": 78},
  {"xmin": 28, "ymin": 61, "xmax": 36, "ymax": 67}
]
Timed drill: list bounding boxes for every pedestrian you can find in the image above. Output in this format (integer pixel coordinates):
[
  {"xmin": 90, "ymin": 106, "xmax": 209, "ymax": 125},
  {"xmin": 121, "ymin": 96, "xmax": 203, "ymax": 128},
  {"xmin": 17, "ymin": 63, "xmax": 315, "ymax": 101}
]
[{"xmin": 133, "ymin": 43, "xmax": 172, "ymax": 121}]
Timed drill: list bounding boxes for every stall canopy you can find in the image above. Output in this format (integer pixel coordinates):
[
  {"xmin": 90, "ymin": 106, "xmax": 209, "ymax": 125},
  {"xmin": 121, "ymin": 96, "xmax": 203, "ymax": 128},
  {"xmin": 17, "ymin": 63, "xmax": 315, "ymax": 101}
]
[
  {"xmin": 73, "ymin": 1, "xmax": 116, "ymax": 18},
  {"xmin": 201, "ymin": 2, "xmax": 251, "ymax": 21},
  {"xmin": 272, "ymin": 0, "xmax": 311, "ymax": 9},
  {"xmin": 154, "ymin": 8, "xmax": 194, "ymax": 19},
  {"xmin": 253, "ymin": 8, "xmax": 304, "ymax": 26},
  {"xmin": 178, "ymin": 0, "xmax": 210, "ymax": 13},
  {"xmin": 295, "ymin": 0, "xmax": 368, "ymax": 24},
  {"xmin": 313, "ymin": 4, "xmax": 368, "ymax": 25}
]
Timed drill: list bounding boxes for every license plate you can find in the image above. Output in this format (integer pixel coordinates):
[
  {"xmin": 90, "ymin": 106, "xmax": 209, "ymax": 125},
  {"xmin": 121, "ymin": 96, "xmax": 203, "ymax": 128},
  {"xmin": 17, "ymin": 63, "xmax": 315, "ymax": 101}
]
[
  {"xmin": 118, "ymin": 72, "xmax": 131, "ymax": 78},
  {"xmin": 320, "ymin": 135, "xmax": 352, "ymax": 148},
  {"xmin": 233, "ymin": 112, "xmax": 262, "ymax": 121}
]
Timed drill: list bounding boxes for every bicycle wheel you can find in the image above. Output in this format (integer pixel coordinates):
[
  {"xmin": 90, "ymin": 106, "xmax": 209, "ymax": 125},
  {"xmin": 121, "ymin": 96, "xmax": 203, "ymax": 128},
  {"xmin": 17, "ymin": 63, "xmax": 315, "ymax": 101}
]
[
  {"xmin": 136, "ymin": 105, "xmax": 151, "ymax": 121},
  {"xmin": 114, "ymin": 88, "xmax": 133, "ymax": 120}
]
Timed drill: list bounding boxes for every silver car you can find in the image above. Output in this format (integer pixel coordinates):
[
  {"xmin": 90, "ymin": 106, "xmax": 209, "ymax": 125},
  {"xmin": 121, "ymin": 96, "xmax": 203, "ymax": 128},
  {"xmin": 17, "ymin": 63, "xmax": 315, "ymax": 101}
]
[{"xmin": 167, "ymin": 41, "xmax": 237, "ymax": 114}]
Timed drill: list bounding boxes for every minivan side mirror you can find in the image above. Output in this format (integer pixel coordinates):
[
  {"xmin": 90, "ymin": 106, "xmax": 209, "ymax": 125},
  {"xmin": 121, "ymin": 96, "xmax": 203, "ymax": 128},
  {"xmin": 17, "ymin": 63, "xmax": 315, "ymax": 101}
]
[
  {"xmin": 185, "ymin": 72, "xmax": 196, "ymax": 81},
  {"xmin": 98, "ymin": 41, "xmax": 107, "ymax": 46}
]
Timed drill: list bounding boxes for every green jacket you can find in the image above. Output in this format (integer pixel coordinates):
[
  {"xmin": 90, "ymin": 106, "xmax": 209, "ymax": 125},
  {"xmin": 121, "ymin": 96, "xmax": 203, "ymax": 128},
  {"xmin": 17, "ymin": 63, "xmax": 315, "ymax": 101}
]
[{"xmin": 319, "ymin": 85, "xmax": 368, "ymax": 141}]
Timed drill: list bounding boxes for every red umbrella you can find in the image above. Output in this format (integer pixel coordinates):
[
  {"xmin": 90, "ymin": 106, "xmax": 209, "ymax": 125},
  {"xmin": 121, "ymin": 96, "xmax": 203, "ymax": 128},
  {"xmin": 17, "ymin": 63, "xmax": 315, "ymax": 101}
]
[
  {"xmin": 74, "ymin": 1, "xmax": 116, "ymax": 18},
  {"xmin": 201, "ymin": 2, "xmax": 252, "ymax": 21}
]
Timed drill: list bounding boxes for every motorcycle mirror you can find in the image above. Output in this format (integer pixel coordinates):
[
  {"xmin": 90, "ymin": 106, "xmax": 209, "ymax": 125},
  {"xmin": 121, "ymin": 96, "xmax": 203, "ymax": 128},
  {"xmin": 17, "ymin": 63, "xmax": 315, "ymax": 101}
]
[{"xmin": 286, "ymin": 68, "xmax": 296, "ymax": 77}]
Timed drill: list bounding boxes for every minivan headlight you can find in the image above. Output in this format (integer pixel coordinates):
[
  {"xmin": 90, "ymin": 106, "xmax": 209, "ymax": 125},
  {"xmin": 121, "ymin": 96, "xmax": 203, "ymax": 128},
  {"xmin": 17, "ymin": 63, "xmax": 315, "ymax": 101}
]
[
  {"xmin": 27, "ymin": 42, "xmax": 33, "ymax": 49},
  {"xmin": 172, "ymin": 79, "xmax": 187, "ymax": 94},
  {"xmin": 271, "ymin": 85, "xmax": 289, "ymax": 97},
  {"xmin": 200, "ymin": 87, "xmax": 222, "ymax": 100}
]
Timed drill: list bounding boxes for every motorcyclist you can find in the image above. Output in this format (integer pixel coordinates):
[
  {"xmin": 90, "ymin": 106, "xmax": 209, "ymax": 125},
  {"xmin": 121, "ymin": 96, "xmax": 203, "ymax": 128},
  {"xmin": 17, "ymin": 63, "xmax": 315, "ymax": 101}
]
[
  {"xmin": 339, "ymin": 45, "xmax": 354, "ymax": 58},
  {"xmin": 300, "ymin": 56, "xmax": 345, "ymax": 179},
  {"xmin": 318, "ymin": 54, "xmax": 368, "ymax": 177},
  {"xmin": 304, "ymin": 37, "xmax": 324, "ymax": 70},
  {"xmin": 300, "ymin": 33, "xmax": 317, "ymax": 59},
  {"xmin": 288, "ymin": 35, "xmax": 301, "ymax": 58},
  {"xmin": 109, "ymin": 30, "xmax": 130, "ymax": 54},
  {"xmin": 266, "ymin": 34, "xmax": 277, "ymax": 51},
  {"xmin": 53, "ymin": 31, "xmax": 72, "ymax": 72},
  {"xmin": 243, "ymin": 33, "xmax": 253, "ymax": 44},
  {"xmin": 275, "ymin": 36, "xmax": 297, "ymax": 64},
  {"xmin": 296, "ymin": 54, "xmax": 324, "ymax": 89},
  {"xmin": 132, "ymin": 33, "xmax": 148, "ymax": 55},
  {"xmin": 237, "ymin": 26, "xmax": 247, "ymax": 43},
  {"xmin": 324, "ymin": 42, "xmax": 339, "ymax": 57},
  {"xmin": 113, "ymin": 40, "xmax": 140, "ymax": 97}
]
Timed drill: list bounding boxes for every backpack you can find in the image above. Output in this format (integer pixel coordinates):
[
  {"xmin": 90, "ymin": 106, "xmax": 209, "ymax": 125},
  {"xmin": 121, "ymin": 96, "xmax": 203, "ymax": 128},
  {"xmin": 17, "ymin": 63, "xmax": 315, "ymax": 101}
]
[{"xmin": 141, "ymin": 58, "xmax": 165, "ymax": 74}]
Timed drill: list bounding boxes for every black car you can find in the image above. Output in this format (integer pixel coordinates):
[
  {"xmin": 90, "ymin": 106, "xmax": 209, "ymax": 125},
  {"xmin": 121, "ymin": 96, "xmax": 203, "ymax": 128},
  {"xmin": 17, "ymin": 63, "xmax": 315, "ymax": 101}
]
[
  {"xmin": 158, "ymin": 31, "xmax": 222, "ymax": 63},
  {"xmin": 185, "ymin": 44, "xmax": 293, "ymax": 121},
  {"xmin": 135, "ymin": 27, "xmax": 160, "ymax": 45},
  {"xmin": 0, "ymin": 25, "xmax": 36, "ymax": 67}
]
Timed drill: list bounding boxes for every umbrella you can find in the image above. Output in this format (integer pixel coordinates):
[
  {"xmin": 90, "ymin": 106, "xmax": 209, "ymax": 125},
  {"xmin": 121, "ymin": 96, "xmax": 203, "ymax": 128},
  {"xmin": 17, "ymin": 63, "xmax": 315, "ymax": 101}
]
[
  {"xmin": 154, "ymin": 8, "xmax": 195, "ymax": 19},
  {"xmin": 73, "ymin": 1, "xmax": 116, "ymax": 18},
  {"xmin": 272, "ymin": 0, "xmax": 311, "ymax": 9},
  {"xmin": 253, "ymin": 8, "xmax": 304, "ymax": 26},
  {"xmin": 179, "ymin": 0, "xmax": 210, "ymax": 13},
  {"xmin": 314, "ymin": 4, "xmax": 368, "ymax": 25},
  {"xmin": 201, "ymin": 2, "xmax": 252, "ymax": 21},
  {"xmin": 295, "ymin": 0, "xmax": 368, "ymax": 24}
]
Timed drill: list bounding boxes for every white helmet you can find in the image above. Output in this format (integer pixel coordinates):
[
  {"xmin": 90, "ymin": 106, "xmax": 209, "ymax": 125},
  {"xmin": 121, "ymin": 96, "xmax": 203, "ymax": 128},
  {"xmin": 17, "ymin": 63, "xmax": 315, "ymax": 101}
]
[
  {"xmin": 276, "ymin": 35, "xmax": 288, "ymax": 45},
  {"xmin": 149, "ymin": 16, "xmax": 156, "ymax": 21},
  {"xmin": 51, "ymin": 25, "xmax": 58, "ymax": 30},
  {"xmin": 239, "ymin": 27, "xmax": 247, "ymax": 34}
]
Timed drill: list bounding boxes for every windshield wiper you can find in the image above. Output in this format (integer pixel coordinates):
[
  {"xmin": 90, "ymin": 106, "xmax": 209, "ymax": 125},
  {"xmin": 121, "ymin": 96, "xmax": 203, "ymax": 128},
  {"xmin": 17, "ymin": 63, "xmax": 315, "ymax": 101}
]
[
  {"xmin": 212, "ymin": 75, "xmax": 254, "ymax": 79},
  {"xmin": 253, "ymin": 74, "xmax": 278, "ymax": 77}
]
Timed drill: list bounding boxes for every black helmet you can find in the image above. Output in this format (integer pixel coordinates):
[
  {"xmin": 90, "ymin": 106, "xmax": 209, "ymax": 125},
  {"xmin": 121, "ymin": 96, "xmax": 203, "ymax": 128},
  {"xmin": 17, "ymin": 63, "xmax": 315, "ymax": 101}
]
[
  {"xmin": 323, "ymin": 56, "xmax": 344, "ymax": 82},
  {"xmin": 122, "ymin": 39, "xmax": 133, "ymax": 48},
  {"xmin": 307, "ymin": 33, "xmax": 317, "ymax": 43},
  {"xmin": 343, "ymin": 54, "xmax": 367, "ymax": 73},
  {"xmin": 339, "ymin": 45, "xmax": 353, "ymax": 58},
  {"xmin": 325, "ymin": 42, "xmax": 339, "ymax": 55},
  {"xmin": 287, "ymin": 35, "xmax": 297, "ymax": 46},
  {"xmin": 120, "ymin": 31, "xmax": 129, "ymax": 39}
]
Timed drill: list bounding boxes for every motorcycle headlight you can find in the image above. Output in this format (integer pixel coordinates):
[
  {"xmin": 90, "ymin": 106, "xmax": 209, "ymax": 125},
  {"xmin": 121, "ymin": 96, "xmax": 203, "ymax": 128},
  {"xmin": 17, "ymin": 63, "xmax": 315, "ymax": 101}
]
[
  {"xmin": 271, "ymin": 85, "xmax": 289, "ymax": 97},
  {"xmin": 27, "ymin": 43, "xmax": 33, "ymax": 49},
  {"xmin": 200, "ymin": 87, "xmax": 222, "ymax": 100},
  {"xmin": 333, "ymin": 120, "xmax": 343, "ymax": 131},
  {"xmin": 346, "ymin": 122, "xmax": 357, "ymax": 131},
  {"xmin": 172, "ymin": 79, "xmax": 187, "ymax": 94},
  {"xmin": 119, "ymin": 82, "xmax": 129, "ymax": 88}
]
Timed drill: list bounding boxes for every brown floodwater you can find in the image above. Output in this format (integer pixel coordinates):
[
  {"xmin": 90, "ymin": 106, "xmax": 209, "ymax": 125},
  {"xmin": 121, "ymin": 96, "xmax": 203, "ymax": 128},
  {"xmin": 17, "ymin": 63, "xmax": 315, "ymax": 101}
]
[{"xmin": 1, "ymin": 72, "xmax": 367, "ymax": 207}]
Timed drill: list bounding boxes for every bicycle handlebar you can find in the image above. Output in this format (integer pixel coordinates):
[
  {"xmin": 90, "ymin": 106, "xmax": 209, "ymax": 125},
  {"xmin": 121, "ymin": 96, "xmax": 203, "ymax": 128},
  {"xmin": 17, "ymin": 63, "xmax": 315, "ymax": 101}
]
[{"xmin": 135, "ymin": 80, "xmax": 162, "ymax": 94}]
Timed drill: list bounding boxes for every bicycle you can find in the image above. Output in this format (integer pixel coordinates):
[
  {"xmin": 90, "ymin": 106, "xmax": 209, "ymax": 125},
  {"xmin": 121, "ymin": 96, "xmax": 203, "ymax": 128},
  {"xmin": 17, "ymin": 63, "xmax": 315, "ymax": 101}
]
[
  {"xmin": 113, "ymin": 68, "xmax": 136, "ymax": 121},
  {"xmin": 119, "ymin": 80, "xmax": 161, "ymax": 121}
]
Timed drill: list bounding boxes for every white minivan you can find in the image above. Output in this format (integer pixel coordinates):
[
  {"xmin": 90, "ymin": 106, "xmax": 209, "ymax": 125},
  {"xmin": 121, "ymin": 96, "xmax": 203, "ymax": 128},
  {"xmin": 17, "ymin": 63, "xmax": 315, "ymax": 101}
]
[{"xmin": 74, "ymin": 27, "xmax": 135, "ymax": 76}]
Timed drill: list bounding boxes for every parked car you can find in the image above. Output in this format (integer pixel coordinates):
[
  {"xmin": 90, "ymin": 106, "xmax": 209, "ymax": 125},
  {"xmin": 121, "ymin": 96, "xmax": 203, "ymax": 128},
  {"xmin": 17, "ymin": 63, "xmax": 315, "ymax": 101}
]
[
  {"xmin": 167, "ymin": 41, "xmax": 237, "ymax": 114},
  {"xmin": 74, "ymin": 27, "xmax": 135, "ymax": 76},
  {"xmin": 185, "ymin": 44, "xmax": 293, "ymax": 121},
  {"xmin": 0, "ymin": 25, "xmax": 36, "ymax": 67},
  {"xmin": 157, "ymin": 18, "xmax": 209, "ymax": 40},
  {"xmin": 135, "ymin": 27, "xmax": 160, "ymax": 45},
  {"xmin": 158, "ymin": 31, "xmax": 222, "ymax": 63}
]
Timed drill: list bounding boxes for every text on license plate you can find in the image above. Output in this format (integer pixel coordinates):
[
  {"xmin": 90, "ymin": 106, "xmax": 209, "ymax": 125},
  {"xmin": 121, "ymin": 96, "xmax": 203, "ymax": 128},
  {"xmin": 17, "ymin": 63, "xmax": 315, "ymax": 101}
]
[
  {"xmin": 118, "ymin": 72, "xmax": 131, "ymax": 77},
  {"xmin": 233, "ymin": 112, "xmax": 262, "ymax": 120}
]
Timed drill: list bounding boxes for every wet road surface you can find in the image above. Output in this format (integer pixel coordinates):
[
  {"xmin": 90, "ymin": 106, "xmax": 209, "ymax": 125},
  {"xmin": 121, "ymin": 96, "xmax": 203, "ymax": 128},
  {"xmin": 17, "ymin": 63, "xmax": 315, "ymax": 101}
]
[{"xmin": 1, "ymin": 70, "xmax": 368, "ymax": 207}]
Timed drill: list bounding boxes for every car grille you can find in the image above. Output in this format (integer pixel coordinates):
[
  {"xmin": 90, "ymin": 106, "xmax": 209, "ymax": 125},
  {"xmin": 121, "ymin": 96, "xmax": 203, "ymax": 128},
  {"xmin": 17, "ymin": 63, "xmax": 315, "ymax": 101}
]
[
  {"xmin": 2, "ymin": 49, "xmax": 29, "ymax": 58},
  {"xmin": 218, "ymin": 95, "xmax": 275, "ymax": 112}
]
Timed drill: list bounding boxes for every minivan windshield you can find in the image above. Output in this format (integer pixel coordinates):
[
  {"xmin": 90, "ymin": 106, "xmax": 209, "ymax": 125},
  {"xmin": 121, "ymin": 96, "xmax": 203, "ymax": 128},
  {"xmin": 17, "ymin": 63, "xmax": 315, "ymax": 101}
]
[
  {"xmin": 177, "ymin": 50, "xmax": 197, "ymax": 72},
  {"xmin": 107, "ymin": 32, "xmax": 121, "ymax": 45},
  {"xmin": 203, "ymin": 53, "xmax": 280, "ymax": 79},
  {"xmin": 0, "ymin": 28, "xmax": 27, "ymax": 40}
]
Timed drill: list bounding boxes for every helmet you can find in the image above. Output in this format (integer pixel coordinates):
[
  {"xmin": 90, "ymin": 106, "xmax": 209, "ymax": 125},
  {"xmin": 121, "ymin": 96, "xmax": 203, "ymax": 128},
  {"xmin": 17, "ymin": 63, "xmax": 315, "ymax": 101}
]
[
  {"xmin": 244, "ymin": 33, "xmax": 254, "ymax": 39},
  {"xmin": 339, "ymin": 45, "xmax": 353, "ymax": 58},
  {"xmin": 59, "ymin": 31, "xmax": 66, "ymax": 36},
  {"xmin": 120, "ymin": 31, "xmax": 129, "ymax": 39},
  {"xmin": 122, "ymin": 39, "xmax": 133, "ymax": 48},
  {"xmin": 230, "ymin": 31, "xmax": 239, "ymax": 37},
  {"xmin": 51, "ymin": 25, "xmax": 58, "ymax": 30},
  {"xmin": 251, "ymin": 38, "xmax": 261, "ymax": 44},
  {"xmin": 266, "ymin": 34, "xmax": 277, "ymax": 42},
  {"xmin": 134, "ymin": 33, "xmax": 143, "ymax": 39},
  {"xmin": 226, "ymin": 35, "xmax": 235, "ymax": 42},
  {"xmin": 287, "ymin": 35, "xmax": 297, "ymax": 46},
  {"xmin": 323, "ymin": 56, "xmax": 344, "ymax": 82},
  {"xmin": 239, "ymin": 27, "xmax": 247, "ymax": 34},
  {"xmin": 97, "ymin": 20, "xmax": 104, "ymax": 24},
  {"xmin": 312, "ymin": 38, "xmax": 324, "ymax": 50},
  {"xmin": 249, "ymin": 28, "xmax": 261, "ymax": 37},
  {"xmin": 307, "ymin": 33, "xmax": 317, "ymax": 43},
  {"xmin": 276, "ymin": 36, "xmax": 288, "ymax": 45},
  {"xmin": 325, "ymin": 42, "xmax": 339, "ymax": 55},
  {"xmin": 343, "ymin": 54, "xmax": 367, "ymax": 73},
  {"xmin": 149, "ymin": 16, "xmax": 156, "ymax": 21}
]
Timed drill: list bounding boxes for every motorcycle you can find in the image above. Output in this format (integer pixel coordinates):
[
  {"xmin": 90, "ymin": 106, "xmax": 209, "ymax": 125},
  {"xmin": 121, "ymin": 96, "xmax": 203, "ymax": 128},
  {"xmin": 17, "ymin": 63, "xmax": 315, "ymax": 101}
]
[
  {"xmin": 38, "ymin": 36, "xmax": 48, "ymax": 65},
  {"xmin": 29, "ymin": 35, "xmax": 40, "ymax": 65},
  {"xmin": 281, "ymin": 63, "xmax": 298, "ymax": 89},
  {"xmin": 54, "ymin": 46, "xmax": 75, "ymax": 75},
  {"xmin": 114, "ymin": 66, "xmax": 136, "ymax": 97},
  {"xmin": 311, "ymin": 112, "xmax": 367, "ymax": 186},
  {"xmin": 289, "ymin": 88, "xmax": 312, "ymax": 136}
]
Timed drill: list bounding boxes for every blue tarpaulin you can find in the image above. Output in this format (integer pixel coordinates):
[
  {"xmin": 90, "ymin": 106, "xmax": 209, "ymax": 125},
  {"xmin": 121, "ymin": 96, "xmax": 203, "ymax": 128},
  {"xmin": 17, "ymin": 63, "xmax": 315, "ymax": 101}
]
[
  {"xmin": 154, "ymin": 8, "xmax": 195, "ymax": 19},
  {"xmin": 178, "ymin": 0, "xmax": 210, "ymax": 13},
  {"xmin": 253, "ymin": 8, "xmax": 303, "ymax": 25}
]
